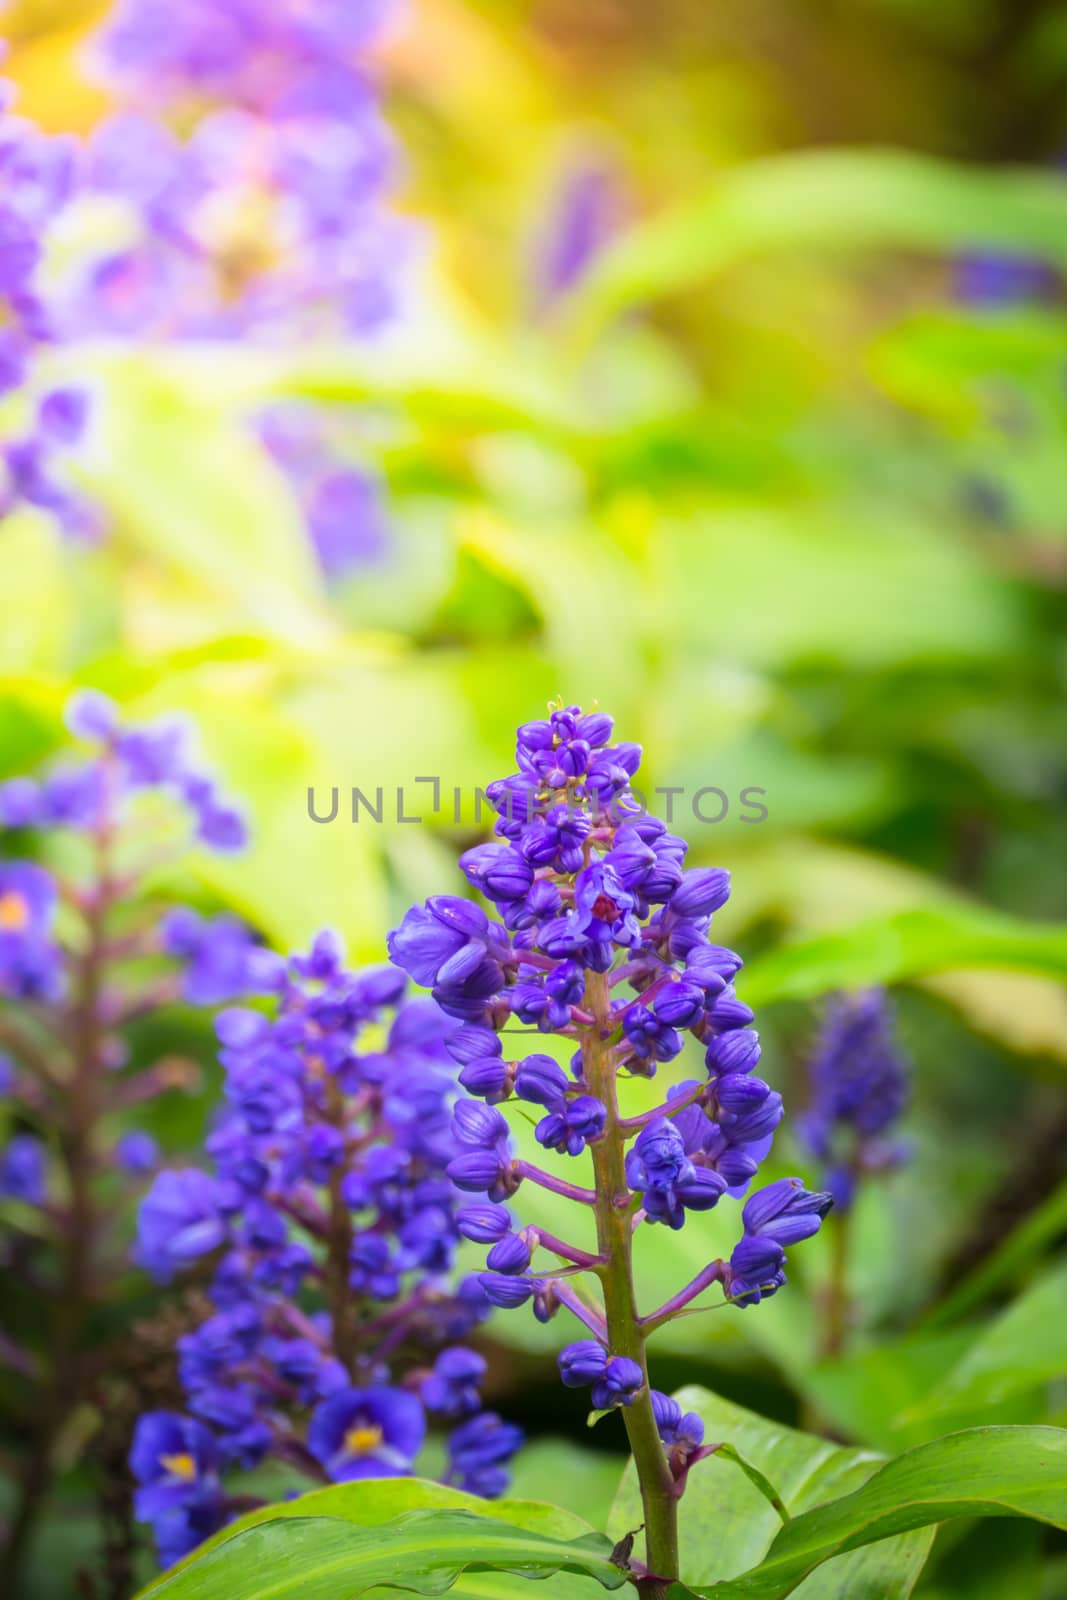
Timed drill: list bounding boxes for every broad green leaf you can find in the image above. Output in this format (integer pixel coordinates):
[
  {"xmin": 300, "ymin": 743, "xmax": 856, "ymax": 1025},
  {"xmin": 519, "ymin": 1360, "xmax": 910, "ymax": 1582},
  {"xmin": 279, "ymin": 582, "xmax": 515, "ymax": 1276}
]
[
  {"xmin": 566, "ymin": 151, "xmax": 1067, "ymax": 333},
  {"xmin": 895, "ymin": 1265, "xmax": 1067, "ymax": 1430},
  {"xmin": 741, "ymin": 907, "xmax": 1067, "ymax": 1007},
  {"xmin": 133, "ymin": 1508, "xmax": 625, "ymax": 1600},
  {"xmin": 718, "ymin": 839, "xmax": 1067, "ymax": 1065},
  {"xmin": 658, "ymin": 509, "xmax": 1023, "ymax": 670},
  {"xmin": 150, "ymin": 1476, "xmax": 606, "ymax": 1600},
  {"xmin": 871, "ymin": 311, "xmax": 1067, "ymax": 427},
  {"xmin": 609, "ymin": 1387, "xmax": 934, "ymax": 1598},
  {"xmin": 83, "ymin": 352, "xmax": 336, "ymax": 650},
  {"xmin": 672, "ymin": 1423, "xmax": 1067, "ymax": 1600}
]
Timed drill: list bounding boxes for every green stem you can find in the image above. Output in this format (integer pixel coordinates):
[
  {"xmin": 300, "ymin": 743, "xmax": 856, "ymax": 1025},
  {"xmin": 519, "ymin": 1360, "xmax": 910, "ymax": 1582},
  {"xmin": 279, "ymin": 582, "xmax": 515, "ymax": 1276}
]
[
  {"xmin": 821, "ymin": 1209, "xmax": 851, "ymax": 1361},
  {"xmin": 583, "ymin": 971, "xmax": 678, "ymax": 1600}
]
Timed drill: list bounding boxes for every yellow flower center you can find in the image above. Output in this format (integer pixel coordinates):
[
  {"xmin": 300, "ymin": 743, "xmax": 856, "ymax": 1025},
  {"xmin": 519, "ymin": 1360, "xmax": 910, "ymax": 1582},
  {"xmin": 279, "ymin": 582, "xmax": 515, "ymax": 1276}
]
[
  {"xmin": 159, "ymin": 1452, "xmax": 197, "ymax": 1483},
  {"xmin": 344, "ymin": 1423, "xmax": 383, "ymax": 1457},
  {"xmin": 0, "ymin": 892, "xmax": 29, "ymax": 931}
]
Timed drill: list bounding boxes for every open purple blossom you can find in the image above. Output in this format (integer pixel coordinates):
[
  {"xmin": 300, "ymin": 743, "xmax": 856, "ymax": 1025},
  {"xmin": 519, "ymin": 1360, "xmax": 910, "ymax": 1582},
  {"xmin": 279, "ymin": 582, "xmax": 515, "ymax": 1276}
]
[
  {"xmin": 388, "ymin": 704, "xmax": 830, "ymax": 1577},
  {"xmin": 798, "ymin": 990, "xmax": 910, "ymax": 1211},
  {"xmin": 131, "ymin": 935, "xmax": 521, "ymax": 1566},
  {"xmin": 307, "ymin": 1386, "xmax": 426, "ymax": 1481}
]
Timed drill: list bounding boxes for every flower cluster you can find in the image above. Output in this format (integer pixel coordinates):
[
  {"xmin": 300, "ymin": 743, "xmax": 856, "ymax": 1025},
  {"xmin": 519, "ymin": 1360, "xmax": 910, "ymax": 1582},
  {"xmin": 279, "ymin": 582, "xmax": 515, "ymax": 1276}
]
[
  {"xmin": 1, "ymin": 0, "xmax": 406, "ymax": 571},
  {"xmin": 131, "ymin": 935, "xmax": 521, "ymax": 1567},
  {"xmin": 0, "ymin": 78, "xmax": 95, "ymax": 538},
  {"xmin": 798, "ymin": 989, "xmax": 910, "ymax": 1211},
  {"xmin": 388, "ymin": 704, "xmax": 831, "ymax": 1520},
  {"xmin": 84, "ymin": 0, "xmax": 404, "ymax": 341},
  {"xmin": 0, "ymin": 690, "xmax": 266, "ymax": 1583},
  {"xmin": 0, "ymin": 690, "xmax": 255, "ymax": 1189}
]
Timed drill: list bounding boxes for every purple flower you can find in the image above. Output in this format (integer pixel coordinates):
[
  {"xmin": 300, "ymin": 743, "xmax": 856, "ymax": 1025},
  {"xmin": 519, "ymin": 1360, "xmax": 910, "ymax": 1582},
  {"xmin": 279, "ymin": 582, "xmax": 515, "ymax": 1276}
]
[
  {"xmin": 650, "ymin": 1391, "xmax": 704, "ymax": 1452},
  {"xmin": 0, "ymin": 861, "xmax": 56, "ymax": 938},
  {"xmin": 558, "ymin": 1341, "xmax": 608, "ymax": 1387},
  {"xmin": 38, "ymin": 387, "xmax": 90, "ymax": 445},
  {"xmin": 534, "ymin": 156, "xmax": 625, "ymax": 309},
  {"xmin": 0, "ymin": 1133, "xmax": 47, "ymax": 1203},
  {"xmin": 137, "ymin": 1170, "xmax": 226, "ymax": 1281},
  {"xmin": 670, "ymin": 868, "xmax": 731, "ymax": 921},
  {"xmin": 742, "ymin": 1177, "xmax": 833, "ymax": 1245},
  {"xmin": 706, "ymin": 1030, "xmax": 761, "ymax": 1078},
  {"xmin": 446, "ymin": 1411, "xmax": 524, "ymax": 1497},
  {"xmin": 305, "ymin": 468, "xmax": 390, "ymax": 578},
  {"xmin": 622, "ymin": 1003, "xmax": 682, "ymax": 1064},
  {"xmin": 727, "ymin": 1178, "xmax": 833, "ymax": 1306},
  {"xmin": 456, "ymin": 1204, "xmax": 513, "ymax": 1243},
  {"xmin": 421, "ymin": 1347, "xmax": 486, "ymax": 1419},
  {"xmin": 588, "ymin": 1350, "xmax": 646, "ymax": 1414},
  {"xmin": 129, "ymin": 1411, "xmax": 227, "ymax": 1564},
  {"xmin": 485, "ymin": 1231, "xmax": 532, "ymax": 1274},
  {"xmin": 535, "ymin": 1094, "xmax": 606, "ymax": 1157},
  {"xmin": 558, "ymin": 1342, "xmax": 643, "ymax": 1410},
  {"xmin": 461, "ymin": 843, "xmax": 534, "ymax": 904},
  {"xmin": 569, "ymin": 861, "xmax": 640, "ymax": 950},
  {"xmin": 0, "ymin": 862, "xmax": 62, "ymax": 1001},
  {"xmin": 308, "ymin": 1386, "xmax": 425, "ymax": 1481},
  {"xmin": 387, "ymin": 897, "xmax": 491, "ymax": 987},
  {"xmin": 116, "ymin": 718, "xmax": 190, "ymax": 787},
  {"xmin": 0, "ymin": 776, "xmax": 42, "ymax": 827},
  {"xmin": 477, "ymin": 1272, "xmax": 539, "ymax": 1309},
  {"xmin": 116, "ymin": 1131, "xmax": 160, "ymax": 1175},
  {"xmin": 458, "ymin": 1055, "xmax": 512, "ymax": 1103},
  {"xmin": 64, "ymin": 688, "xmax": 119, "ymax": 742},
  {"xmin": 514, "ymin": 1054, "xmax": 569, "ymax": 1108},
  {"xmin": 799, "ymin": 991, "xmax": 910, "ymax": 1209},
  {"xmin": 626, "ymin": 1120, "xmax": 691, "ymax": 1195},
  {"xmin": 163, "ymin": 909, "xmax": 282, "ymax": 1004}
]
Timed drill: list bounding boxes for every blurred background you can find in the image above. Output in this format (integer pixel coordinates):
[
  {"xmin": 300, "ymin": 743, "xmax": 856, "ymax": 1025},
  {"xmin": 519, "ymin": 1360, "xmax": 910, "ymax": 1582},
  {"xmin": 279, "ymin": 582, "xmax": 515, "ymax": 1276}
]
[{"xmin": 2, "ymin": 0, "xmax": 1066, "ymax": 1594}]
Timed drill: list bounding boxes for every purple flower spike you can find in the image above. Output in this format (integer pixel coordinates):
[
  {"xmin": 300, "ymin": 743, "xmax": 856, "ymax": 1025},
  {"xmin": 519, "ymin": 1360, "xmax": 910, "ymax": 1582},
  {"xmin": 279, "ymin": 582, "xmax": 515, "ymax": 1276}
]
[{"xmin": 385, "ymin": 704, "xmax": 830, "ymax": 1516}]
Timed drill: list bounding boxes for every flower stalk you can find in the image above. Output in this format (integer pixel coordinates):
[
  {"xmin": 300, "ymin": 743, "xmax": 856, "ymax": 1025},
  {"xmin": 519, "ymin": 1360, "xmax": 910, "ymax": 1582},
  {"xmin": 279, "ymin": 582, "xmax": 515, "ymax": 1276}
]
[
  {"xmin": 584, "ymin": 969, "xmax": 678, "ymax": 1597},
  {"xmin": 388, "ymin": 704, "xmax": 834, "ymax": 1599}
]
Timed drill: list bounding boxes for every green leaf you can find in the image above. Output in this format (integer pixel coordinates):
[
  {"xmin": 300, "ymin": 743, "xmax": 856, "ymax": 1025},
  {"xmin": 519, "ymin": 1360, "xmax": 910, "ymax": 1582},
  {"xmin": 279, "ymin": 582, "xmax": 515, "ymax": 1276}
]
[
  {"xmin": 741, "ymin": 906, "xmax": 1067, "ymax": 1008},
  {"xmin": 673, "ymin": 1423, "xmax": 1067, "ymax": 1600},
  {"xmin": 84, "ymin": 353, "xmax": 334, "ymax": 650},
  {"xmin": 134, "ymin": 1508, "xmax": 625, "ymax": 1600},
  {"xmin": 711, "ymin": 1445, "xmax": 791, "ymax": 1525},
  {"xmin": 922, "ymin": 1180, "xmax": 1067, "ymax": 1328},
  {"xmin": 144, "ymin": 1479, "xmax": 610, "ymax": 1600},
  {"xmin": 895, "ymin": 1265, "xmax": 1067, "ymax": 1430},
  {"xmin": 566, "ymin": 151, "xmax": 1067, "ymax": 333},
  {"xmin": 609, "ymin": 1387, "xmax": 935, "ymax": 1598},
  {"xmin": 656, "ymin": 508, "xmax": 1023, "ymax": 671}
]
